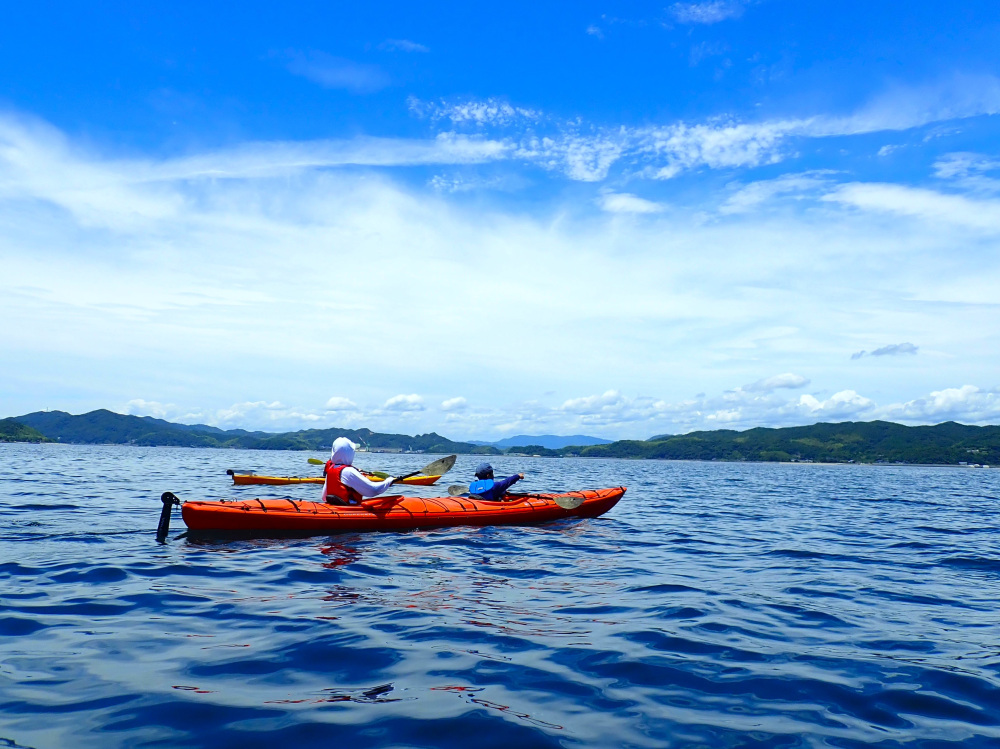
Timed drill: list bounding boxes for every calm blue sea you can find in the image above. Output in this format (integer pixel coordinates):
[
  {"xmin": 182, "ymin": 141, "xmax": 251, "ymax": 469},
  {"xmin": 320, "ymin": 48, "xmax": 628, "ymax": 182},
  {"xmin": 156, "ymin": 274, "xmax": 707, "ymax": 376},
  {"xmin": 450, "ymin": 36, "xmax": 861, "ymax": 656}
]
[{"xmin": 2, "ymin": 444, "xmax": 1000, "ymax": 748}]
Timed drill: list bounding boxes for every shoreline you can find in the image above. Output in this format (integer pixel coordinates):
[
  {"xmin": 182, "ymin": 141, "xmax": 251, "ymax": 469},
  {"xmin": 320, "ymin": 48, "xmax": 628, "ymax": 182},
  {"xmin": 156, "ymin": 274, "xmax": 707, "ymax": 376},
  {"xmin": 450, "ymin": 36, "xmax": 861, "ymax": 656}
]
[{"xmin": 2, "ymin": 441, "xmax": 991, "ymax": 468}]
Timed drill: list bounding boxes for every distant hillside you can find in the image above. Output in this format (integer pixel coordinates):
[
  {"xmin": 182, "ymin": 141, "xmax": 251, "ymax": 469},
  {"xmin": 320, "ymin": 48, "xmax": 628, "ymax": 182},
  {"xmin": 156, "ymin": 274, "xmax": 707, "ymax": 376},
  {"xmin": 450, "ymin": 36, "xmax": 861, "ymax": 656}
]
[
  {"xmin": 14, "ymin": 410, "xmax": 500, "ymax": 454},
  {"xmin": 482, "ymin": 434, "xmax": 613, "ymax": 450},
  {"xmin": 10, "ymin": 410, "xmax": 997, "ymax": 464},
  {"xmin": 557, "ymin": 421, "xmax": 1000, "ymax": 465},
  {"xmin": 0, "ymin": 418, "xmax": 52, "ymax": 443}
]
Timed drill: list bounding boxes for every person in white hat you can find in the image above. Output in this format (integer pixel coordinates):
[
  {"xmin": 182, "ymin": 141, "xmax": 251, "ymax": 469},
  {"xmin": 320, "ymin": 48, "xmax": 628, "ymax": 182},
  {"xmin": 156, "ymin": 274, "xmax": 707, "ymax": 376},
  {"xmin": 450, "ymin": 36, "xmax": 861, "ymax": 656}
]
[{"xmin": 321, "ymin": 436, "xmax": 397, "ymax": 505}]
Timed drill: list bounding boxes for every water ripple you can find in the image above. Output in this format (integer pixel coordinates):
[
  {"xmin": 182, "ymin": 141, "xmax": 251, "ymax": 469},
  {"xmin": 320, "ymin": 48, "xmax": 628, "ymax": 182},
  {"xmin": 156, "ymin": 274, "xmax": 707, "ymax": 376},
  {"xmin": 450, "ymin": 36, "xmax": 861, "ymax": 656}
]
[{"xmin": 2, "ymin": 444, "xmax": 1000, "ymax": 746}]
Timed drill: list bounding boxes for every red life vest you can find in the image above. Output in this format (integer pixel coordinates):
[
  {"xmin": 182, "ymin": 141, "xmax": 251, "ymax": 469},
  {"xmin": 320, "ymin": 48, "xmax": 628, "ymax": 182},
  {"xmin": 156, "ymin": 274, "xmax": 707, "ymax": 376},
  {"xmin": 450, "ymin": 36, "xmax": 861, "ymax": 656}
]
[{"xmin": 323, "ymin": 461, "xmax": 363, "ymax": 505}]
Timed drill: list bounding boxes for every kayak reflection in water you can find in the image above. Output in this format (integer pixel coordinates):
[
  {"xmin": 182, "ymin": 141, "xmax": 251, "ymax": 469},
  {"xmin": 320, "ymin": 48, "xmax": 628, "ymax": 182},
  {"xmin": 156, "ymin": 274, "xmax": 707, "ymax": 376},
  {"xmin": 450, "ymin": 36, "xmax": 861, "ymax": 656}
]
[
  {"xmin": 467, "ymin": 462, "xmax": 524, "ymax": 501},
  {"xmin": 322, "ymin": 437, "xmax": 398, "ymax": 505}
]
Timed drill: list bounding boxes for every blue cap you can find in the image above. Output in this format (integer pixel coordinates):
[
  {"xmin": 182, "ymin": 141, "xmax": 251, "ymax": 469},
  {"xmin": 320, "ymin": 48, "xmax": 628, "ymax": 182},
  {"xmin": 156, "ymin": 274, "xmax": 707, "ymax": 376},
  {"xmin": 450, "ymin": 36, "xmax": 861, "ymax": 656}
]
[{"xmin": 475, "ymin": 462, "xmax": 494, "ymax": 479}]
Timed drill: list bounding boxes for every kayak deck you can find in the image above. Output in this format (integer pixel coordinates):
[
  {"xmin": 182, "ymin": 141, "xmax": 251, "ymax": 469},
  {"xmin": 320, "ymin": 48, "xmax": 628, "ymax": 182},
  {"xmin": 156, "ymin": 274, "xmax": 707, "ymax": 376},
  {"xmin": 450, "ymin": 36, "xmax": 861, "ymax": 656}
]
[
  {"xmin": 227, "ymin": 471, "xmax": 442, "ymax": 487},
  {"xmin": 180, "ymin": 487, "xmax": 625, "ymax": 537}
]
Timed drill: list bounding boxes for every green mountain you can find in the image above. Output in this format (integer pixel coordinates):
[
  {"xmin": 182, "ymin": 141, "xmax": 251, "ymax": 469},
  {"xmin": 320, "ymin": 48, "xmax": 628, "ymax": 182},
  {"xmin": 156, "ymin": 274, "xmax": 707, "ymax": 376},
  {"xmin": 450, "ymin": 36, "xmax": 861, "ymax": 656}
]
[
  {"xmin": 9, "ymin": 410, "xmax": 998, "ymax": 464},
  {"xmin": 556, "ymin": 420, "xmax": 1000, "ymax": 465},
  {"xmin": 0, "ymin": 418, "xmax": 53, "ymax": 443},
  {"xmin": 14, "ymin": 410, "xmax": 500, "ymax": 454}
]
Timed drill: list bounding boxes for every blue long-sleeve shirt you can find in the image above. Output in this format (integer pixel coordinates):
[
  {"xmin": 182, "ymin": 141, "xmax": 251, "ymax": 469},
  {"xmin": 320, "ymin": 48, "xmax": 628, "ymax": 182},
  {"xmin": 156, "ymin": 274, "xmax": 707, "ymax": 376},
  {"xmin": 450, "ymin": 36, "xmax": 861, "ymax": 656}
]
[{"xmin": 474, "ymin": 474, "xmax": 522, "ymax": 501}]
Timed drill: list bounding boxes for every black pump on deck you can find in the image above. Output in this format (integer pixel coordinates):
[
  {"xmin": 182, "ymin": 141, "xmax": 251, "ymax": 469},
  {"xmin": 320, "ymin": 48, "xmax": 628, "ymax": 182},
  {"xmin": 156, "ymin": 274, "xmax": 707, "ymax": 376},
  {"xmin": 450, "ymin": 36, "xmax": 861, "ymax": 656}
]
[{"xmin": 157, "ymin": 492, "xmax": 181, "ymax": 543}]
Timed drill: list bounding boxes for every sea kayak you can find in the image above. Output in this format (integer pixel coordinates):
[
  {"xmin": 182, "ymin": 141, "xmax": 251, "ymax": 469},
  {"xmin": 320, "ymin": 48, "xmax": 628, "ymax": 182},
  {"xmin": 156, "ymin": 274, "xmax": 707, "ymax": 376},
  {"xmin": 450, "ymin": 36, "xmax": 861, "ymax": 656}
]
[
  {"xmin": 176, "ymin": 487, "xmax": 626, "ymax": 536},
  {"xmin": 226, "ymin": 470, "xmax": 442, "ymax": 487}
]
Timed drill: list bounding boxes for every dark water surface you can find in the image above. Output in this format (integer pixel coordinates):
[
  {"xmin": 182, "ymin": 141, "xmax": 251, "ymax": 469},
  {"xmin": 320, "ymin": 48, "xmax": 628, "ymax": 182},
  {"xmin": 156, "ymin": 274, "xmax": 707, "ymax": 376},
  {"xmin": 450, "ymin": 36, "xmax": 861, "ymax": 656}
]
[{"xmin": 2, "ymin": 444, "xmax": 1000, "ymax": 747}]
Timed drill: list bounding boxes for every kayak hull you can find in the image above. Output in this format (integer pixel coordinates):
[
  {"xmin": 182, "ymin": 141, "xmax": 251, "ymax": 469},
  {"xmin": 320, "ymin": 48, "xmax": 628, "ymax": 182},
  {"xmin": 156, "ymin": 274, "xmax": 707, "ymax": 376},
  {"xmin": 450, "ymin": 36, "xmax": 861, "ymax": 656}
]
[
  {"xmin": 229, "ymin": 472, "xmax": 442, "ymax": 487},
  {"xmin": 180, "ymin": 487, "xmax": 625, "ymax": 537}
]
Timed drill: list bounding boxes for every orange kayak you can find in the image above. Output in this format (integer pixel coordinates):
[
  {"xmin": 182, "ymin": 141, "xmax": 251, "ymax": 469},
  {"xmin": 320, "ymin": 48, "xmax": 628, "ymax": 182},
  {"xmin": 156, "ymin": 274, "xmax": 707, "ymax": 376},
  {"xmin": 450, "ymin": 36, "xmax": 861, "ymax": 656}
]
[
  {"xmin": 226, "ymin": 470, "xmax": 442, "ymax": 487},
  {"xmin": 180, "ymin": 487, "xmax": 626, "ymax": 536}
]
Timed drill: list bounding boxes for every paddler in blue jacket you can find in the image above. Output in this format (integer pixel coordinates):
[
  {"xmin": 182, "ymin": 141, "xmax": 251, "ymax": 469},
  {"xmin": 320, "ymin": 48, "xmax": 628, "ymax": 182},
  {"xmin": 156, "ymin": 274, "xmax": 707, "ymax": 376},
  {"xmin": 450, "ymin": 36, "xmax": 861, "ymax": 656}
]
[{"xmin": 468, "ymin": 463, "xmax": 524, "ymax": 501}]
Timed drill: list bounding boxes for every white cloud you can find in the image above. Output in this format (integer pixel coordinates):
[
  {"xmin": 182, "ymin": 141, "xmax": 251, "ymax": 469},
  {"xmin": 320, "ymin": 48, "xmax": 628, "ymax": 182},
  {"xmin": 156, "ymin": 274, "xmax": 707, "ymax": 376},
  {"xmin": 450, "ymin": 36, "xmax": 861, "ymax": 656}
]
[
  {"xmin": 933, "ymin": 152, "xmax": 1000, "ymax": 179},
  {"xmin": 821, "ymin": 74, "xmax": 1000, "ymax": 135},
  {"xmin": 125, "ymin": 399, "xmax": 175, "ymax": 419},
  {"xmin": 560, "ymin": 390, "xmax": 626, "ymax": 414},
  {"xmin": 933, "ymin": 152, "xmax": 1000, "ymax": 193},
  {"xmin": 880, "ymin": 385, "xmax": 1000, "ymax": 423},
  {"xmin": 638, "ymin": 118, "xmax": 797, "ymax": 179},
  {"xmin": 586, "ymin": 25, "xmax": 605, "ymax": 39},
  {"xmin": 670, "ymin": 1, "xmax": 745, "ymax": 25},
  {"xmin": 115, "ymin": 379, "xmax": 1000, "ymax": 437},
  {"xmin": 824, "ymin": 183, "xmax": 1000, "ymax": 233},
  {"xmin": 409, "ymin": 97, "xmax": 541, "ymax": 127},
  {"xmin": 285, "ymin": 51, "xmax": 390, "ymax": 93},
  {"xmin": 721, "ymin": 172, "xmax": 833, "ymax": 213},
  {"xmin": 427, "ymin": 173, "xmax": 510, "ymax": 193},
  {"xmin": 4, "ymin": 111, "xmax": 1000, "ymax": 439},
  {"xmin": 325, "ymin": 396, "xmax": 359, "ymax": 411},
  {"xmin": 404, "ymin": 76, "xmax": 1000, "ymax": 182},
  {"xmin": 384, "ymin": 394, "xmax": 425, "ymax": 411},
  {"xmin": 216, "ymin": 401, "xmax": 286, "ymax": 420},
  {"xmin": 441, "ymin": 397, "xmax": 467, "ymax": 411},
  {"xmin": 798, "ymin": 390, "xmax": 875, "ymax": 418},
  {"xmin": 0, "ymin": 115, "xmax": 511, "ymax": 233},
  {"xmin": 514, "ymin": 132, "xmax": 624, "ymax": 181},
  {"xmin": 379, "ymin": 39, "xmax": 429, "ymax": 53},
  {"xmin": 598, "ymin": 191, "xmax": 664, "ymax": 214},
  {"xmin": 743, "ymin": 373, "xmax": 810, "ymax": 392},
  {"xmin": 150, "ymin": 132, "xmax": 510, "ymax": 181}
]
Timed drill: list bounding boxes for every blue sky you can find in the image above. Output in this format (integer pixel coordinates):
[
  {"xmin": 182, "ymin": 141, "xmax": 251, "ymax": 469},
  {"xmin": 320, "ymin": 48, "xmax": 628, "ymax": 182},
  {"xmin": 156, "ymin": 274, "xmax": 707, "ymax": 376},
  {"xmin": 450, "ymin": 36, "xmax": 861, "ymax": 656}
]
[{"xmin": 3, "ymin": 1, "xmax": 1000, "ymax": 438}]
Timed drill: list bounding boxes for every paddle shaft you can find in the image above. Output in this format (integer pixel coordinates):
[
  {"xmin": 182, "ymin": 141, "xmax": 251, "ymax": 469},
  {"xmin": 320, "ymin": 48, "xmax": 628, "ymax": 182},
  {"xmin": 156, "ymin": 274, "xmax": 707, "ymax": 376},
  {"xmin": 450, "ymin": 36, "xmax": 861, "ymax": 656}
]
[
  {"xmin": 308, "ymin": 454, "xmax": 456, "ymax": 481},
  {"xmin": 446, "ymin": 484, "xmax": 582, "ymax": 509}
]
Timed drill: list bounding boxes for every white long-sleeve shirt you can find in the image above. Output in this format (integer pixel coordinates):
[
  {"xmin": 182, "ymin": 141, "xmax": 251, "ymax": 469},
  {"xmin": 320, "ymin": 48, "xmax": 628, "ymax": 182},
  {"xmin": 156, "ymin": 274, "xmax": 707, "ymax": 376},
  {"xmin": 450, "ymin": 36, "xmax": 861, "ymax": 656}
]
[{"xmin": 321, "ymin": 466, "xmax": 395, "ymax": 502}]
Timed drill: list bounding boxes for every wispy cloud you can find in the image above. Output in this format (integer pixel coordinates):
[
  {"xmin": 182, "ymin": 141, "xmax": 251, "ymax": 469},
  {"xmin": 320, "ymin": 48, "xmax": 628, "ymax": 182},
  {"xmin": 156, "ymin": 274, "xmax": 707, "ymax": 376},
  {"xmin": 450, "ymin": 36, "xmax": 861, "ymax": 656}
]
[
  {"xmin": 409, "ymin": 96, "xmax": 541, "ymax": 127},
  {"xmin": 285, "ymin": 50, "xmax": 390, "ymax": 93},
  {"xmin": 743, "ymin": 373, "xmax": 810, "ymax": 392},
  {"xmin": 598, "ymin": 191, "xmax": 665, "ymax": 214},
  {"xmin": 690, "ymin": 41, "xmax": 729, "ymax": 66},
  {"xmin": 720, "ymin": 172, "xmax": 834, "ymax": 213},
  {"xmin": 427, "ymin": 173, "xmax": 512, "ymax": 193},
  {"xmin": 669, "ymin": 1, "xmax": 746, "ymax": 25},
  {"xmin": 379, "ymin": 38, "xmax": 429, "ymax": 53},
  {"xmin": 4, "ymin": 111, "xmax": 1000, "ymax": 438},
  {"xmin": 851, "ymin": 343, "xmax": 919, "ymax": 360},
  {"xmin": 933, "ymin": 152, "xmax": 1000, "ymax": 179},
  {"xmin": 933, "ymin": 152, "xmax": 1000, "ymax": 193},
  {"xmin": 404, "ymin": 76, "xmax": 1000, "ymax": 183},
  {"xmin": 201, "ymin": 400, "xmax": 323, "ymax": 427},
  {"xmin": 0, "ymin": 116, "xmax": 511, "ymax": 224},
  {"xmin": 824, "ymin": 183, "xmax": 1000, "ymax": 233}
]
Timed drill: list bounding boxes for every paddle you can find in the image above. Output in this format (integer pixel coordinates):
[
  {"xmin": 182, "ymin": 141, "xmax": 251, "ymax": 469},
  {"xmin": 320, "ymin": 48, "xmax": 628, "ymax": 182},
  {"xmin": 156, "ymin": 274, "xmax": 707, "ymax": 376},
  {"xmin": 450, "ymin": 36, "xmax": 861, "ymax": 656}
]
[
  {"xmin": 446, "ymin": 484, "xmax": 585, "ymax": 509},
  {"xmin": 308, "ymin": 457, "xmax": 390, "ymax": 478},
  {"xmin": 307, "ymin": 454, "xmax": 457, "ymax": 481}
]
